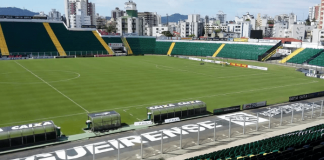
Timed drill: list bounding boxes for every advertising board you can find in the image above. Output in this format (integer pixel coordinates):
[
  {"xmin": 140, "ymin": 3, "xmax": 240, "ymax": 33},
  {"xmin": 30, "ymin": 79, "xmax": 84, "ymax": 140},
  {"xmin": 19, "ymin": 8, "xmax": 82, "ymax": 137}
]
[
  {"xmin": 234, "ymin": 38, "xmax": 248, "ymax": 42},
  {"xmin": 289, "ymin": 91, "xmax": 324, "ymax": 102},
  {"xmin": 147, "ymin": 100, "xmax": 204, "ymax": 111},
  {"xmin": 230, "ymin": 63, "xmax": 248, "ymax": 68},
  {"xmin": 213, "ymin": 105, "xmax": 241, "ymax": 115},
  {"xmin": 134, "ymin": 121, "xmax": 153, "ymax": 126},
  {"xmin": 108, "ymin": 43, "xmax": 123, "ymax": 47},
  {"xmin": 305, "ymin": 73, "xmax": 320, "ymax": 78},
  {"xmin": 164, "ymin": 117, "xmax": 180, "ymax": 123},
  {"xmin": 248, "ymin": 65, "xmax": 268, "ymax": 71},
  {"xmin": 242, "ymin": 101, "xmax": 267, "ymax": 110},
  {"xmin": 0, "ymin": 121, "xmax": 54, "ymax": 132}
]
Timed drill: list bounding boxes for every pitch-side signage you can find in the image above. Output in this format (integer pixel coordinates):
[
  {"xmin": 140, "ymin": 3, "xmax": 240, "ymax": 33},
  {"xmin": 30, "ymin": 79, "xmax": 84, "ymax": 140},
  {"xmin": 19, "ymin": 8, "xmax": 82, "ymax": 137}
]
[
  {"xmin": 165, "ymin": 117, "xmax": 180, "ymax": 123},
  {"xmin": 213, "ymin": 105, "xmax": 241, "ymax": 115},
  {"xmin": 242, "ymin": 101, "xmax": 267, "ymax": 110},
  {"xmin": 248, "ymin": 65, "xmax": 268, "ymax": 71},
  {"xmin": 0, "ymin": 121, "xmax": 54, "ymax": 132},
  {"xmin": 147, "ymin": 100, "xmax": 204, "ymax": 111},
  {"xmin": 134, "ymin": 121, "xmax": 153, "ymax": 126},
  {"xmin": 108, "ymin": 43, "xmax": 123, "ymax": 47},
  {"xmin": 289, "ymin": 91, "xmax": 324, "ymax": 102},
  {"xmin": 230, "ymin": 63, "xmax": 248, "ymax": 68}
]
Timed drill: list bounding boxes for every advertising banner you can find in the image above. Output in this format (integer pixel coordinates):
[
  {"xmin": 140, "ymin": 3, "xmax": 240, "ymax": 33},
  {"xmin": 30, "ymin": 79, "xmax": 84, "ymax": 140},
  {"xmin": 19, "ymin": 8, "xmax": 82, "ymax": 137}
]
[
  {"xmin": 248, "ymin": 65, "xmax": 268, "ymax": 71},
  {"xmin": 305, "ymin": 73, "xmax": 320, "ymax": 78},
  {"xmin": 147, "ymin": 100, "xmax": 204, "ymax": 111},
  {"xmin": 234, "ymin": 38, "xmax": 248, "ymax": 42},
  {"xmin": 289, "ymin": 91, "xmax": 324, "ymax": 102},
  {"xmin": 108, "ymin": 43, "xmax": 123, "ymax": 47},
  {"xmin": 0, "ymin": 121, "xmax": 54, "ymax": 132},
  {"xmin": 230, "ymin": 63, "xmax": 248, "ymax": 68},
  {"xmin": 213, "ymin": 105, "xmax": 241, "ymax": 115},
  {"xmin": 242, "ymin": 101, "xmax": 267, "ymax": 110},
  {"xmin": 181, "ymin": 37, "xmax": 193, "ymax": 40},
  {"xmin": 134, "ymin": 121, "xmax": 153, "ymax": 126},
  {"xmin": 189, "ymin": 57, "xmax": 202, "ymax": 61},
  {"xmin": 164, "ymin": 117, "xmax": 180, "ymax": 123}
]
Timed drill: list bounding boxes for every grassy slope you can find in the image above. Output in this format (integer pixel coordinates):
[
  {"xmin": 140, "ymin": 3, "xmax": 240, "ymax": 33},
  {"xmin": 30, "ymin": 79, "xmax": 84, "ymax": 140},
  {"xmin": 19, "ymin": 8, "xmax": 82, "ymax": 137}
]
[{"xmin": 0, "ymin": 56, "xmax": 323, "ymax": 135}]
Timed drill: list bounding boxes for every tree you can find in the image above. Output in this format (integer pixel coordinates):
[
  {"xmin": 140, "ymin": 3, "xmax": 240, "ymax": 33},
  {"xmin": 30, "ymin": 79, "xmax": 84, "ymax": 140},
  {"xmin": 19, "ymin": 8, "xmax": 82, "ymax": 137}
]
[
  {"xmin": 188, "ymin": 34, "xmax": 195, "ymax": 37},
  {"xmin": 161, "ymin": 31, "xmax": 173, "ymax": 37},
  {"xmin": 245, "ymin": 19, "xmax": 250, "ymax": 21},
  {"xmin": 105, "ymin": 25, "xmax": 116, "ymax": 33},
  {"xmin": 312, "ymin": 18, "xmax": 316, "ymax": 22},
  {"xmin": 267, "ymin": 20, "xmax": 274, "ymax": 24},
  {"xmin": 214, "ymin": 29, "xmax": 222, "ymax": 33},
  {"xmin": 305, "ymin": 18, "xmax": 311, "ymax": 26}
]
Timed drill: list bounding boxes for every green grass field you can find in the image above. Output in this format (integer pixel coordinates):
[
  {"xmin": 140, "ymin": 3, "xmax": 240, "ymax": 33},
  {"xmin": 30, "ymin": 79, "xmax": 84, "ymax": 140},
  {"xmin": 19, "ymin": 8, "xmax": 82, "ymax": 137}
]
[{"xmin": 0, "ymin": 56, "xmax": 323, "ymax": 135}]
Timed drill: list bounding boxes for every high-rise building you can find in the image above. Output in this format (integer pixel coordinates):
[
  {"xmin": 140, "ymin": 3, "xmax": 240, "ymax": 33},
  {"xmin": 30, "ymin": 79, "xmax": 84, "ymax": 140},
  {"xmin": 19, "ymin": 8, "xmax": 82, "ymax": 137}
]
[
  {"xmin": 111, "ymin": 7, "xmax": 125, "ymax": 20},
  {"xmin": 138, "ymin": 12, "xmax": 161, "ymax": 36},
  {"xmin": 48, "ymin": 9, "xmax": 62, "ymax": 21},
  {"xmin": 318, "ymin": 0, "xmax": 324, "ymax": 29},
  {"xmin": 216, "ymin": 11, "xmax": 226, "ymax": 24},
  {"xmin": 180, "ymin": 14, "xmax": 204, "ymax": 38},
  {"xmin": 116, "ymin": 1, "xmax": 145, "ymax": 35},
  {"xmin": 64, "ymin": 0, "xmax": 96, "ymax": 28},
  {"xmin": 309, "ymin": 5, "xmax": 319, "ymax": 22}
]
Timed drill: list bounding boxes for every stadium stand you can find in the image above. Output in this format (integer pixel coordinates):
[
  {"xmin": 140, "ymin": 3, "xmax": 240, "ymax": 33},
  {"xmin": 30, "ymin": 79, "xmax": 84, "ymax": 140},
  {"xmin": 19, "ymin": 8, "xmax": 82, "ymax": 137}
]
[
  {"xmin": 213, "ymin": 44, "xmax": 225, "ymax": 57},
  {"xmin": 217, "ymin": 44, "xmax": 273, "ymax": 60},
  {"xmin": 167, "ymin": 42, "xmax": 176, "ymax": 56},
  {"xmin": 287, "ymin": 48, "xmax": 323, "ymax": 64},
  {"xmin": 154, "ymin": 41, "xmax": 173, "ymax": 55},
  {"xmin": 49, "ymin": 23, "xmax": 106, "ymax": 55},
  {"xmin": 92, "ymin": 31, "xmax": 115, "ymax": 55},
  {"xmin": 308, "ymin": 52, "xmax": 324, "ymax": 67},
  {"xmin": 102, "ymin": 37, "xmax": 123, "ymax": 44},
  {"xmin": 0, "ymin": 22, "xmax": 57, "ymax": 55},
  {"xmin": 171, "ymin": 42, "xmax": 223, "ymax": 57},
  {"xmin": 185, "ymin": 124, "xmax": 324, "ymax": 160},
  {"xmin": 43, "ymin": 23, "xmax": 67, "ymax": 56},
  {"xmin": 0, "ymin": 24, "xmax": 9, "ymax": 55},
  {"xmin": 280, "ymin": 48, "xmax": 305, "ymax": 63},
  {"xmin": 126, "ymin": 37, "xmax": 156, "ymax": 55},
  {"xmin": 121, "ymin": 37, "xmax": 133, "ymax": 54}
]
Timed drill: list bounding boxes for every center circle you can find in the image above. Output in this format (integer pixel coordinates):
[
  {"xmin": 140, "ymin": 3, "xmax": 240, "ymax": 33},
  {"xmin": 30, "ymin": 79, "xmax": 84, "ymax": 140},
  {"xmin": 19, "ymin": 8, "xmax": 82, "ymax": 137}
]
[{"xmin": 0, "ymin": 70, "xmax": 80, "ymax": 84}]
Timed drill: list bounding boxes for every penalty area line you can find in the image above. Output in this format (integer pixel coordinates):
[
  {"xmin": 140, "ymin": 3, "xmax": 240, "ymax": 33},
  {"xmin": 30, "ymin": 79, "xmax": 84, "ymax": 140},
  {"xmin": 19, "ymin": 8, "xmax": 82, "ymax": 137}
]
[{"xmin": 14, "ymin": 61, "xmax": 90, "ymax": 113}]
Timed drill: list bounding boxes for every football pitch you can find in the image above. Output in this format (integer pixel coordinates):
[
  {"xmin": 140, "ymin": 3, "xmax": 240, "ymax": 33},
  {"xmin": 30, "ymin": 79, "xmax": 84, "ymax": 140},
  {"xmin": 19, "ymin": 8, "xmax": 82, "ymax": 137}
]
[{"xmin": 0, "ymin": 56, "xmax": 322, "ymax": 135}]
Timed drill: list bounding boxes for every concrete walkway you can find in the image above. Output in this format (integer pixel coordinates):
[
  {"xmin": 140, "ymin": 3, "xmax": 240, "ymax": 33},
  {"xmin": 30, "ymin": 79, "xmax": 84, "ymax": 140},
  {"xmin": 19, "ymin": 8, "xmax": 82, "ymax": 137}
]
[{"xmin": 167, "ymin": 118, "xmax": 324, "ymax": 160}]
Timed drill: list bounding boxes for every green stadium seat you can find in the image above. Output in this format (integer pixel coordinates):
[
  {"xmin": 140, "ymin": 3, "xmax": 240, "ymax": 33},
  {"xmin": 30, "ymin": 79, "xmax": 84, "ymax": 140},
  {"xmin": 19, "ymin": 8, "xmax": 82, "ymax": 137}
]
[
  {"xmin": 0, "ymin": 22, "xmax": 57, "ymax": 55},
  {"xmin": 49, "ymin": 23, "xmax": 106, "ymax": 55},
  {"xmin": 309, "ymin": 51, "xmax": 324, "ymax": 67},
  {"xmin": 126, "ymin": 37, "xmax": 156, "ymax": 55},
  {"xmin": 287, "ymin": 48, "xmax": 323, "ymax": 64},
  {"xmin": 216, "ymin": 44, "xmax": 272, "ymax": 60},
  {"xmin": 102, "ymin": 37, "xmax": 123, "ymax": 44},
  {"xmin": 171, "ymin": 42, "xmax": 222, "ymax": 57},
  {"xmin": 155, "ymin": 41, "xmax": 172, "ymax": 55}
]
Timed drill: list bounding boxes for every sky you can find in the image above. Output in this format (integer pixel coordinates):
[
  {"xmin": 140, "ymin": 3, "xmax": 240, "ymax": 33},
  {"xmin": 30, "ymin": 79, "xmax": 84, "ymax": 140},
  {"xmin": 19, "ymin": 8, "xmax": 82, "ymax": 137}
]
[{"xmin": 2, "ymin": 0, "xmax": 321, "ymax": 20}]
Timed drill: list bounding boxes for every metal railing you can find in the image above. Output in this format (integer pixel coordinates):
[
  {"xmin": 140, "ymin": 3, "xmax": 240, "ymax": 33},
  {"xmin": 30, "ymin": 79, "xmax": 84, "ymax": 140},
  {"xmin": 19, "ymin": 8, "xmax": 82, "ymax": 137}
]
[{"xmin": 14, "ymin": 99, "xmax": 324, "ymax": 160}]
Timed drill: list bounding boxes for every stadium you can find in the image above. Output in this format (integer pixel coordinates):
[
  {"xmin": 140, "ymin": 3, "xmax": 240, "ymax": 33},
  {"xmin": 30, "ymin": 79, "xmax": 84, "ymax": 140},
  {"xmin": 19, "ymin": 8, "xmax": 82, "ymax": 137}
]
[{"xmin": 0, "ymin": 18, "xmax": 324, "ymax": 160}]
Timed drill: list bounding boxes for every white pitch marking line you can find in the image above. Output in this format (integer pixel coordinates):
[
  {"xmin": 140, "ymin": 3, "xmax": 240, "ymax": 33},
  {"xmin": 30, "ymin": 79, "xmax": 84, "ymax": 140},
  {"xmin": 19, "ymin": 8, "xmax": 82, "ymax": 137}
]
[
  {"xmin": 137, "ymin": 118, "xmax": 141, "ymax": 121},
  {"xmin": 2, "ymin": 78, "xmax": 318, "ymax": 127},
  {"xmin": 0, "ymin": 112, "xmax": 86, "ymax": 126},
  {"xmin": 15, "ymin": 61, "xmax": 89, "ymax": 113},
  {"xmin": 130, "ymin": 114, "xmax": 134, "ymax": 116}
]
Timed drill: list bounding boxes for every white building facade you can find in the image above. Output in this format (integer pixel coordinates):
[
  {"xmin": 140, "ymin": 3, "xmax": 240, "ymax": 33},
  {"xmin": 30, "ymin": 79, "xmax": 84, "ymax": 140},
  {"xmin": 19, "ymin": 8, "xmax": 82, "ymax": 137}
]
[
  {"xmin": 180, "ymin": 14, "xmax": 204, "ymax": 38},
  {"xmin": 152, "ymin": 24, "xmax": 169, "ymax": 37},
  {"xmin": 64, "ymin": 0, "xmax": 96, "ymax": 28},
  {"xmin": 48, "ymin": 9, "xmax": 61, "ymax": 21}
]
